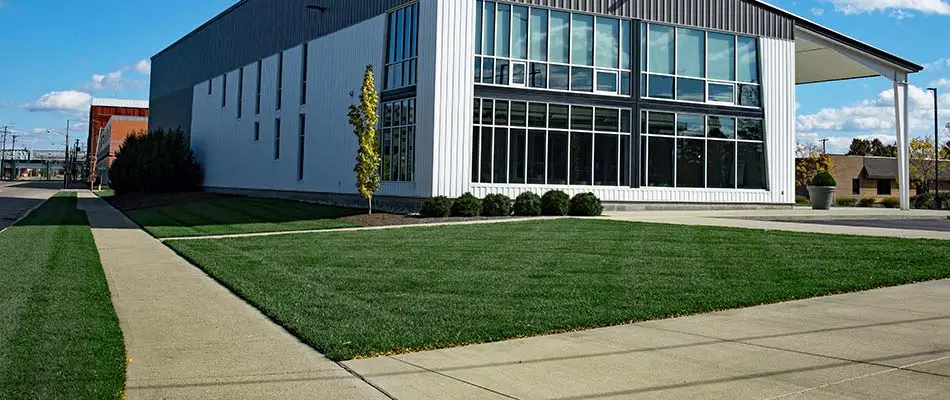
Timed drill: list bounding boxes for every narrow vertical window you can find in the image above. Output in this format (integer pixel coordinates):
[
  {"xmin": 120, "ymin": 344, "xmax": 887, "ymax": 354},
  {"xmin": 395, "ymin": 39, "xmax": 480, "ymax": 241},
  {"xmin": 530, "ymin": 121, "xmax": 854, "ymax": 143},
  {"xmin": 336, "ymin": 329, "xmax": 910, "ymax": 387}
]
[
  {"xmin": 254, "ymin": 121, "xmax": 260, "ymax": 142},
  {"xmin": 297, "ymin": 114, "xmax": 306, "ymax": 180},
  {"xmin": 274, "ymin": 118, "xmax": 281, "ymax": 160},
  {"xmin": 221, "ymin": 73, "xmax": 227, "ymax": 108},
  {"xmin": 300, "ymin": 43, "xmax": 308, "ymax": 106},
  {"xmin": 208, "ymin": 79, "xmax": 212, "ymax": 95},
  {"xmin": 237, "ymin": 67, "xmax": 244, "ymax": 118},
  {"xmin": 384, "ymin": 4, "xmax": 419, "ymax": 90},
  {"xmin": 255, "ymin": 60, "xmax": 262, "ymax": 114},
  {"xmin": 276, "ymin": 52, "xmax": 284, "ymax": 110}
]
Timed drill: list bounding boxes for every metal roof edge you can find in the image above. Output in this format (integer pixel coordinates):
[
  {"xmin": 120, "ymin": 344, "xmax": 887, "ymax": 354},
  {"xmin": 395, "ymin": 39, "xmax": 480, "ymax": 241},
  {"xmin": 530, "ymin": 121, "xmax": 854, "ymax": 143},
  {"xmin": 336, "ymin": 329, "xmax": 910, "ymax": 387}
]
[{"xmin": 152, "ymin": 0, "xmax": 250, "ymax": 60}]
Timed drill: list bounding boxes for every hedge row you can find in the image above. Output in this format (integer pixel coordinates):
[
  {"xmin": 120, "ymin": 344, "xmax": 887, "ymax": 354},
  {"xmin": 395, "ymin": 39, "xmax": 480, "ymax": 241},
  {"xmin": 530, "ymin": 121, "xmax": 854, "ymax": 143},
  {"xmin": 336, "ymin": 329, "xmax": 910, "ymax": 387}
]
[
  {"xmin": 419, "ymin": 191, "xmax": 603, "ymax": 218},
  {"xmin": 833, "ymin": 196, "xmax": 901, "ymax": 209}
]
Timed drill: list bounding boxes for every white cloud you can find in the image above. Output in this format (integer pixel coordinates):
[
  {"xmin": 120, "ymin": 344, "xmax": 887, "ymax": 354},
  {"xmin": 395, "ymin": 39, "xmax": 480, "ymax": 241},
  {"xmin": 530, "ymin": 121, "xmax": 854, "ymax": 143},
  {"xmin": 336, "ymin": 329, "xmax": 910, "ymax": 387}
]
[
  {"xmin": 931, "ymin": 78, "xmax": 950, "ymax": 88},
  {"xmin": 830, "ymin": 0, "xmax": 950, "ymax": 17},
  {"xmin": 81, "ymin": 68, "xmax": 145, "ymax": 91},
  {"xmin": 135, "ymin": 59, "xmax": 151, "ymax": 75},
  {"xmin": 797, "ymin": 84, "xmax": 950, "ymax": 142},
  {"xmin": 926, "ymin": 57, "xmax": 950, "ymax": 71},
  {"xmin": 810, "ymin": 7, "xmax": 826, "ymax": 16},
  {"xmin": 24, "ymin": 90, "xmax": 92, "ymax": 113}
]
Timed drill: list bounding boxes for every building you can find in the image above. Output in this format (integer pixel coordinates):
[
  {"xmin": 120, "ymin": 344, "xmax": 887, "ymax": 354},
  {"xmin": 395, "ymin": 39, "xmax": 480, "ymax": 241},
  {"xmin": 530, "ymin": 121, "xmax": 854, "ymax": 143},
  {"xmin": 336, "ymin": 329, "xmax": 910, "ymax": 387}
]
[
  {"xmin": 95, "ymin": 116, "xmax": 149, "ymax": 186},
  {"xmin": 149, "ymin": 0, "xmax": 923, "ymax": 209},
  {"xmin": 825, "ymin": 154, "xmax": 950, "ymax": 200},
  {"xmin": 88, "ymin": 98, "xmax": 150, "ymax": 188}
]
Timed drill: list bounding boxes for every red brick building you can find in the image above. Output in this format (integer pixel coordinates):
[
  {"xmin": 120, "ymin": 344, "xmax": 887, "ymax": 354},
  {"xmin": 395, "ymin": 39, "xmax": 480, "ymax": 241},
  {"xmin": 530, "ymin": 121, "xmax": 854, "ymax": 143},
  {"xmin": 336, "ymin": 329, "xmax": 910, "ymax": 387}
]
[
  {"xmin": 94, "ymin": 116, "xmax": 149, "ymax": 186},
  {"xmin": 87, "ymin": 98, "xmax": 149, "ymax": 188}
]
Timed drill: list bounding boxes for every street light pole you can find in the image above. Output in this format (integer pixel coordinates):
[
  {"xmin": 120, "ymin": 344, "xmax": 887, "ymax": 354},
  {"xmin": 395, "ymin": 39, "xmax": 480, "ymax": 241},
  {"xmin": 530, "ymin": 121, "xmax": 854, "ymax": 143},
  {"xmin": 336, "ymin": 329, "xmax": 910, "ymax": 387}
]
[
  {"xmin": 10, "ymin": 135, "xmax": 17, "ymax": 181},
  {"xmin": 0, "ymin": 125, "xmax": 8, "ymax": 181},
  {"xmin": 64, "ymin": 120, "xmax": 70, "ymax": 189},
  {"xmin": 927, "ymin": 88, "xmax": 939, "ymax": 208}
]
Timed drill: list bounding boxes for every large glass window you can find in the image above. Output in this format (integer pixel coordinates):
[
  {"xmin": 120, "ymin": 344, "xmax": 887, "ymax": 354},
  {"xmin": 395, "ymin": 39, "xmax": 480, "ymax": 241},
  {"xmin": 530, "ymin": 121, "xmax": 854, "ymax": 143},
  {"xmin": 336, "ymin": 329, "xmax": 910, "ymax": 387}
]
[
  {"xmin": 384, "ymin": 4, "xmax": 419, "ymax": 90},
  {"xmin": 641, "ymin": 110, "xmax": 767, "ymax": 189},
  {"xmin": 476, "ymin": 1, "xmax": 632, "ymax": 96},
  {"xmin": 473, "ymin": 98, "xmax": 632, "ymax": 186},
  {"xmin": 642, "ymin": 23, "xmax": 760, "ymax": 108},
  {"xmin": 381, "ymin": 98, "xmax": 416, "ymax": 182}
]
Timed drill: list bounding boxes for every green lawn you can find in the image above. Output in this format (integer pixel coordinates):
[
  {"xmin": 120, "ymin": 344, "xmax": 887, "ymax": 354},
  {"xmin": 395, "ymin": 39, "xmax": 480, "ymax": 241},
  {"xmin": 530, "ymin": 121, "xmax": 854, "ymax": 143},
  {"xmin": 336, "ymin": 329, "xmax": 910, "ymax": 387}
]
[
  {"xmin": 124, "ymin": 196, "xmax": 362, "ymax": 238},
  {"xmin": 0, "ymin": 193, "xmax": 125, "ymax": 399},
  {"xmin": 166, "ymin": 219, "xmax": 950, "ymax": 361}
]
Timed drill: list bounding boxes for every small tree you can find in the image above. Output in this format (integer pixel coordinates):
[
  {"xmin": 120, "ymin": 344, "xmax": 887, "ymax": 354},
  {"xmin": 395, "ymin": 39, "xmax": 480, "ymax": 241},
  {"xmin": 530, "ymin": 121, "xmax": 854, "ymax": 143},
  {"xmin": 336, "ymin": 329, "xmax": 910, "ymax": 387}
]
[
  {"xmin": 795, "ymin": 143, "xmax": 834, "ymax": 189},
  {"xmin": 909, "ymin": 137, "xmax": 949, "ymax": 193},
  {"xmin": 348, "ymin": 65, "xmax": 381, "ymax": 214}
]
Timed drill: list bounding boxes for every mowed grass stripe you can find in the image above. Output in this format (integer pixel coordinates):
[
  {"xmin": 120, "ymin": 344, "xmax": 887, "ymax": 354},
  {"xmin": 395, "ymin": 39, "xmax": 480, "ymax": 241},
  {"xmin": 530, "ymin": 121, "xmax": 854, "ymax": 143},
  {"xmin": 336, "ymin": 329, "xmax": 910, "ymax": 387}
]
[
  {"xmin": 0, "ymin": 193, "xmax": 125, "ymax": 400},
  {"xmin": 167, "ymin": 219, "xmax": 950, "ymax": 361},
  {"xmin": 127, "ymin": 197, "xmax": 361, "ymax": 238}
]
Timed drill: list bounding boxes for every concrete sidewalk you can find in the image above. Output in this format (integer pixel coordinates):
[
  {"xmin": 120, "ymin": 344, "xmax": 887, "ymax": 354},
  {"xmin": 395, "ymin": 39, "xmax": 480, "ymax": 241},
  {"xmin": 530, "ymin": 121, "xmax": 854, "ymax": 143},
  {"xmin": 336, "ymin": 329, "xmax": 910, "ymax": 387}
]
[
  {"xmin": 605, "ymin": 209, "xmax": 950, "ymax": 240},
  {"xmin": 346, "ymin": 280, "xmax": 950, "ymax": 399},
  {"xmin": 76, "ymin": 192, "xmax": 386, "ymax": 400}
]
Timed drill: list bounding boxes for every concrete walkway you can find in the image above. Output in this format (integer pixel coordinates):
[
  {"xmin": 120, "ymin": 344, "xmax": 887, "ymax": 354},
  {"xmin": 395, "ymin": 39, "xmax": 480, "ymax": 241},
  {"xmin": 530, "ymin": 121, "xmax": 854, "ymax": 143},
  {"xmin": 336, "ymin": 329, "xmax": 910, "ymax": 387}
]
[
  {"xmin": 76, "ymin": 192, "xmax": 386, "ymax": 400},
  {"xmin": 605, "ymin": 208, "xmax": 950, "ymax": 240},
  {"xmin": 345, "ymin": 280, "xmax": 950, "ymax": 399}
]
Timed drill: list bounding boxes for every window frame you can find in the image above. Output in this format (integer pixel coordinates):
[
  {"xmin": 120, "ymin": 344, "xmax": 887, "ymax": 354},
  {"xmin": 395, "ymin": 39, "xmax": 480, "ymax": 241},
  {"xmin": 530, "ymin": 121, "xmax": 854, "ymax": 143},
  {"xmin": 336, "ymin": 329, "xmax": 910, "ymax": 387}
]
[{"xmin": 384, "ymin": 3, "xmax": 420, "ymax": 91}]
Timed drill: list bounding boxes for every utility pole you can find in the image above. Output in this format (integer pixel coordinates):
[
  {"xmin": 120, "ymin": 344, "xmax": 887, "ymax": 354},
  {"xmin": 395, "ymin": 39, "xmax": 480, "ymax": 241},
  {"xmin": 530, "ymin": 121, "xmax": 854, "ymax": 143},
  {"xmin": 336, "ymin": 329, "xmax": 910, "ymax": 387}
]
[
  {"xmin": 64, "ymin": 120, "xmax": 70, "ymax": 188},
  {"xmin": 74, "ymin": 138, "xmax": 80, "ymax": 183},
  {"xmin": 819, "ymin": 138, "xmax": 830, "ymax": 154},
  {"xmin": 10, "ymin": 135, "xmax": 17, "ymax": 181},
  {"xmin": 0, "ymin": 125, "xmax": 8, "ymax": 181}
]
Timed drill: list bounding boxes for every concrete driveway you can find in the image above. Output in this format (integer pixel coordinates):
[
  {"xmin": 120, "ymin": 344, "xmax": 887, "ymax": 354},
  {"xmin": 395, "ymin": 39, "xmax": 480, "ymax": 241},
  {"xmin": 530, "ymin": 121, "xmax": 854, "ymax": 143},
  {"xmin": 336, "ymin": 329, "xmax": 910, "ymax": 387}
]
[
  {"xmin": 345, "ymin": 280, "xmax": 950, "ymax": 399},
  {"xmin": 0, "ymin": 181, "xmax": 62, "ymax": 231}
]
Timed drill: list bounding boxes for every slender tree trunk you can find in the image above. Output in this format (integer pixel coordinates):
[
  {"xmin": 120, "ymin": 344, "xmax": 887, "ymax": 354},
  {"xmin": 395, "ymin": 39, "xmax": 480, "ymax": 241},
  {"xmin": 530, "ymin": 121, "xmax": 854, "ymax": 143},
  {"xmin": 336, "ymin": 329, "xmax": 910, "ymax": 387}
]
[{"xmin": 369, "ymin": 197, "xmax": 373, "ymax": 215}]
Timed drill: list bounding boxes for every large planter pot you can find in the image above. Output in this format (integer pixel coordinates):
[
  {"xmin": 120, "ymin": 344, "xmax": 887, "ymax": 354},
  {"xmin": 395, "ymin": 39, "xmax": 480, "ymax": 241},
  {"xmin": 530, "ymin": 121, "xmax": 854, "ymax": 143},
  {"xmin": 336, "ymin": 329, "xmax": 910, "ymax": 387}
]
[{"xmin": 807, "ymin": 186, "xmax": 836, "ymax": 210}]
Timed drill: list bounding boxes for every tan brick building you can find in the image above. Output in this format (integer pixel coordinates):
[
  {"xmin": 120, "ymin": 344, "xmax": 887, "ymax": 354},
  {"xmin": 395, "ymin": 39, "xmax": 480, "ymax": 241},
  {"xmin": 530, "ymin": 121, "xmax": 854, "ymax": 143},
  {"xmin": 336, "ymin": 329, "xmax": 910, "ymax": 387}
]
[{"xmin": 823, "ymin": 155, "xmax": 950, "ymax": 200}]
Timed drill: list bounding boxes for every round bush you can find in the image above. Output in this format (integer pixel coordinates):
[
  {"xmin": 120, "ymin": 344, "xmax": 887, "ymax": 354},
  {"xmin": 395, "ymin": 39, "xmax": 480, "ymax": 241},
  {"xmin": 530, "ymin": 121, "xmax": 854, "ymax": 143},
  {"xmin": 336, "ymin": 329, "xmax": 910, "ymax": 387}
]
[
  {"xmin": 451, "ymin": 192, "xmax": 482, "ymax": 217},
  {"xmin": 569, "ymin": 193, "xmax": 603, "ymax": 216},
  {"xmin": 858, "ymin": 197, "xmax": 877, "ymax": 208},
  {"xmin": 540, "ymin": 190, "xmax": 570, "ymax": 216},
  {"xmin": 811, "ymin": 171, "xmax": 837, "ymax": 187},
  {"xmin": 482, "ymin": 193, "xmax": 512, "ymax": 217},
  {"xmin": 513, "ymin": 192, "xmax": 542, "ymax": 216},
  {"xmin": 880, "ymin": 197, "xmax": 900, "ymax": 209},
  {"xmin": 835, "ymin": 197, "xmax": 857, "ymax": 207},
  {"xmin": 420, "ymin": 196, "xmax": 452, "ymax": 218}
]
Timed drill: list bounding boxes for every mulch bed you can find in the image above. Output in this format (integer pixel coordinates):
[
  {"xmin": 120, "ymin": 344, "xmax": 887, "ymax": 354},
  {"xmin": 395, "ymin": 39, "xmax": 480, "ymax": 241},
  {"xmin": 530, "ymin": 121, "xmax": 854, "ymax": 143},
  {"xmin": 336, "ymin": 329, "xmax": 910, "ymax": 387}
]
[{"xmin": 340, "ymin": 213, "xmax": 519, "ymax": 227}]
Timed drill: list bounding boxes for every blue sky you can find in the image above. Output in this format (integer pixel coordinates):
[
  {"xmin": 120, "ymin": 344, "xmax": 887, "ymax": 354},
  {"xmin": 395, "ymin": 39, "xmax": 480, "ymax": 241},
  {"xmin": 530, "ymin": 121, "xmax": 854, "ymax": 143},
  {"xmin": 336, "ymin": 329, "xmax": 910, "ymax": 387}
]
[{"xmin": 0, "ymin": 0, "xmax": 947, "ymax": 153}]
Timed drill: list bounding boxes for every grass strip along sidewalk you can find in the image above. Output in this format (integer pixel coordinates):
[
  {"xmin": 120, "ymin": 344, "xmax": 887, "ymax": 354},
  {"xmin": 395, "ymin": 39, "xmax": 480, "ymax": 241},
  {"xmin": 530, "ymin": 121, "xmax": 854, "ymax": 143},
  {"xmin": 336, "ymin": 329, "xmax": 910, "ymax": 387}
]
[
  {"xmin": 167, "ymin": 218, "xmax": 950, "ymax": 361},
  {"xmin": 0, "ymin": 192, "xmax": 125, "ymax": 400}
]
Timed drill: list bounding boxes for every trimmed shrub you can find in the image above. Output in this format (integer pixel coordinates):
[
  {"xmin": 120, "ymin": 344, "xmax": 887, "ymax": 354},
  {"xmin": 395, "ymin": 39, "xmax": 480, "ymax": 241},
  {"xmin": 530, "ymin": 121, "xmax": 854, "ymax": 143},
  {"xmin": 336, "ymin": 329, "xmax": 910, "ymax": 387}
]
[
  {"xmin": 881, "ymin": 197, "xmax": 901, "ymax": 209},
  {"xmin": 513, "ymin": 192, "xmax": 542, "ymax": 217},
  {"xmin": 540, "ymin": 190, "xmax": 570, "ymax": 216},
  {"xmin": 795, "ymin": 195, "xmax": 811, "ymax": 205},
  {"xmin": 911, "ymin": 192, "xmax": 950, "ymax": 209},
  {"xmin": 420, "ymin": 196, "xmax": 452, "ymax": 218},
  {"xmin": 109, "ymin": 128, "xmax": 202, "ymax": 194},
  {"xmin": 482, "ymin": 193, "xmax": 513, "ymax": 217},
  {"xmin": 569, "ymin": 193, "xmax": 603, "ymax": 216},
  {"xmin": 451, "ymin": 192, "xmax": 482, "ymax": 217},
  {"xmin": 811, "ymin": 171, "xmax": 837, "ymax": 187},
  {"xmin": 858, "ymin": 197, "xmax": 877, "ymax": 208},
  {"xmin": 835, "ymin": 197, "xmax": 858, "ymax": 207}
]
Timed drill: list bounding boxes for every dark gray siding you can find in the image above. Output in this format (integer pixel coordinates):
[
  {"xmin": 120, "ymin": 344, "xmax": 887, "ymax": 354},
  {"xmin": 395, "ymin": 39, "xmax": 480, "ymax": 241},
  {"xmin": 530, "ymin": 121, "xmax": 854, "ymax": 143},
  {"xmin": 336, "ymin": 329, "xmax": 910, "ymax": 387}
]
[
  {"xmin": 149, "ymin": 0, "xmax": 412, "ymax": 136},
  {"xmin": 502, "ymin": 0, "xmax": 793, "ymax": 39}
]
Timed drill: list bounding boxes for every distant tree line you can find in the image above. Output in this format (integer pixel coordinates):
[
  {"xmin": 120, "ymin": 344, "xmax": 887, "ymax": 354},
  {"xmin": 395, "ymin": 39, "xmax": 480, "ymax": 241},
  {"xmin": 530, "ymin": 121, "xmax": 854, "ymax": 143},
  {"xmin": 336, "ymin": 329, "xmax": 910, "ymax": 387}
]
[{"xmin": 846, "ymin": 138, "xmax": 898, "ymax": 157}]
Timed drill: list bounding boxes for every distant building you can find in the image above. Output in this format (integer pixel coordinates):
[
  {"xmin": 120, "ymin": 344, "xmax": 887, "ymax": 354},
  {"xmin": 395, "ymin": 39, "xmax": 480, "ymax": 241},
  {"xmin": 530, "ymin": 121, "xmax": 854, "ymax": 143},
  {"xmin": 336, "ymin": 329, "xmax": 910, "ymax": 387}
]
[
  {"xmin": 822, "ymin": 155, "xmax": 950, "ymax": 200},
  {"xmin": 95, "ymin": 116, "xmax": 149, "ymax": 186},
  {"xmin": 88, "ymin": 98, "xmax": 149, "ymax": 188}
]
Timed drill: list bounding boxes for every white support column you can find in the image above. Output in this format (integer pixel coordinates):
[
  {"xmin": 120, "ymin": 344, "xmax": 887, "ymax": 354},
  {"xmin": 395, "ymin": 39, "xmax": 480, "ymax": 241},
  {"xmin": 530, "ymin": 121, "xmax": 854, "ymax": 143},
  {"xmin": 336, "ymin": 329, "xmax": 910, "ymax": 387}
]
[{"xmin": 894, "ymin": 81, "xmax": 911, "ymax": 210}]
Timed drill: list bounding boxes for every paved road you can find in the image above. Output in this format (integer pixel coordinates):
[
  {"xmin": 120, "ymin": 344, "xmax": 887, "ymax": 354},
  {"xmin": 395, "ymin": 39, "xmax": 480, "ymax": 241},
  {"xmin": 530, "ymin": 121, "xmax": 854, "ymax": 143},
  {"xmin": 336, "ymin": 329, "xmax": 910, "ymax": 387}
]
[
  {"xmin": 346, "ymin": 280, "xmax": 950, "ymax": 399},
  {"xmin": 787, "ymin": 218, "xmax": 950, "ymax": 233},
  {"xmin": 0, "ymin": 181, "xmax": 61, "ymax": 231}
]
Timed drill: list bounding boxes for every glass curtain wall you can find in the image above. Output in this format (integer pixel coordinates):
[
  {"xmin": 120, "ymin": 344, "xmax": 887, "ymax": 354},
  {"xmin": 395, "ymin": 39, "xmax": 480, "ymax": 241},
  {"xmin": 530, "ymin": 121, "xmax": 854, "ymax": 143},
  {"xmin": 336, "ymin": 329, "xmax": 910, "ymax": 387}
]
[
  {"xmin": 641, "ymin": 22, "xmax": 760, "ymax": 107},
  {"xmin": 475, "ymin": 1, "xmax": 633, "ymax": 96},
  {"xmin": 385, "ymin": 3, "xmax": 419, "ymax": 91},
  {"xmin": 640, "ymin": 110, "xmax": 766, "ymax": 189},
  {"xmin": 381, "ymin": 99, "xmax": 416, "ymax": 182},
  {"xmin": 473, "ymin": 98, "xmax": 632, "ymax": 186}
]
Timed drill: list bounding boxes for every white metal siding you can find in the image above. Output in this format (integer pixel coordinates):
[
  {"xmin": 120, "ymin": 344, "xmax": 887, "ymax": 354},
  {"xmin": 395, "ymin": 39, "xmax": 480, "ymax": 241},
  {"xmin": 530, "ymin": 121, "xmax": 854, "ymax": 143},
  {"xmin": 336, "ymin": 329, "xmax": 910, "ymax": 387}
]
[
  {"xmin": 419, "ymin": 0, "xmax": 477, "ymax": 198},
  {"xmin": 190, "ymin": 16, "xmax": 390, "ymax": 196}
]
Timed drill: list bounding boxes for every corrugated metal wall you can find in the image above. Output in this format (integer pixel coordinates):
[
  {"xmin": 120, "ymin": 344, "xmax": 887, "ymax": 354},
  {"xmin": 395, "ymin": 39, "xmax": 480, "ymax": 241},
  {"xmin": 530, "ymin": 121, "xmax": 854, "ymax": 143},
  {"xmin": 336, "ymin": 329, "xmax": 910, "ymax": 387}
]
[
  {"xmin": 501, "ymin": 0, "xmax": 793, "ymax": 39},
  {"xmin": 150, "ymin": 0, "xmax": 412, "ymax": 137},
  {"xmin": 761, "ymin": 36, "xmax": 796, "ymax": 205},
  {"xmin": 419, "ymin": 0, "xmax": 478, "ymax": 198}
]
